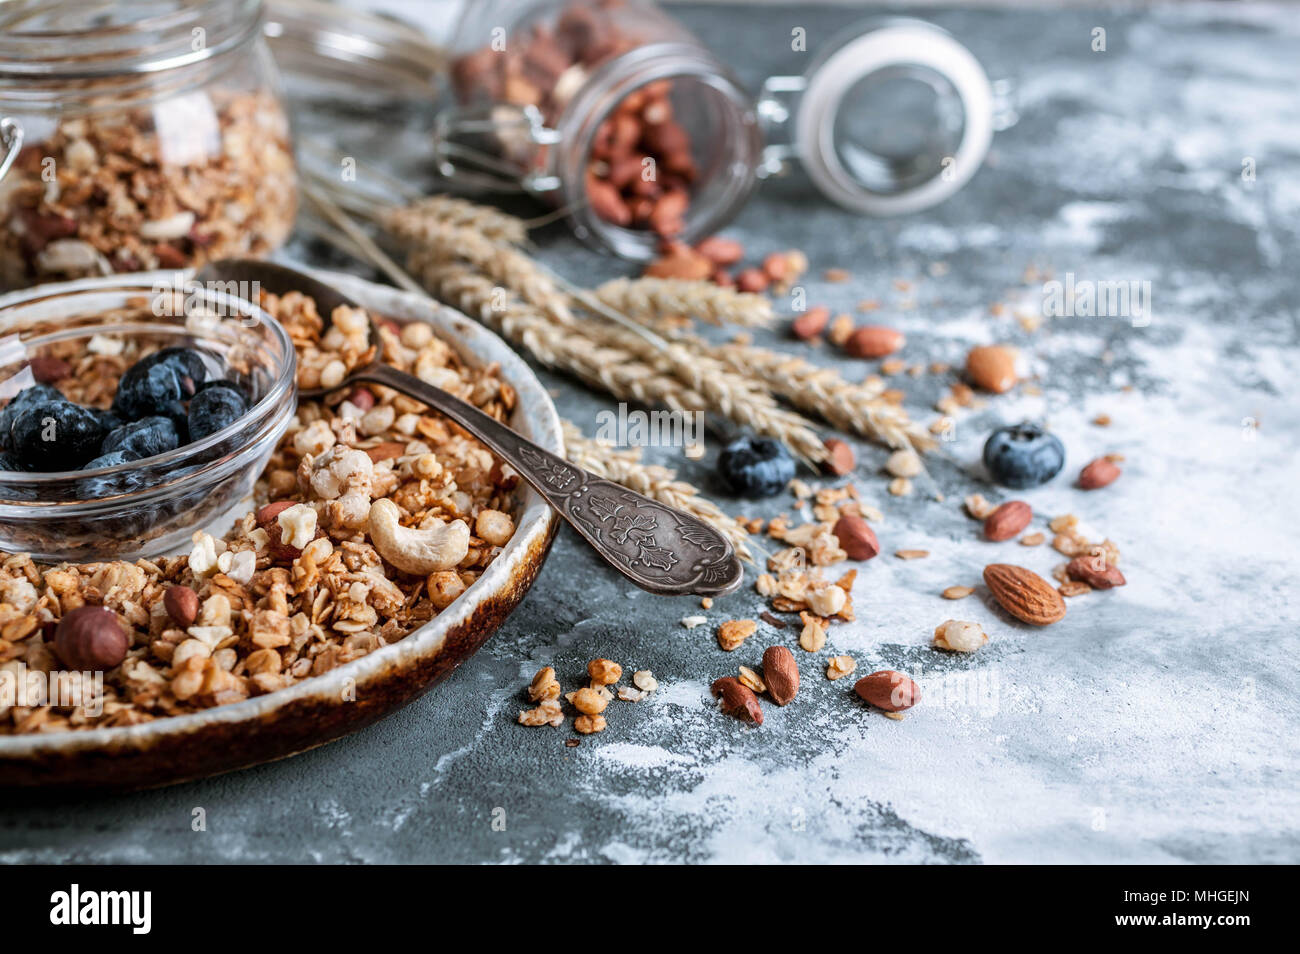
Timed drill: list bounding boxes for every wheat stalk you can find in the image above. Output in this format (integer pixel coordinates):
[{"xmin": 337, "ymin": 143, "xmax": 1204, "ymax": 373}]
[
  {"xmin": 415, "ymin": 257, "xmax": 709, "ymax": 409},
  {"xmin": 593, "ymin": 277, "xmax": 774, "ymax": 328},
  {"xmin": 562, "ymin": 421, "xmax": 754, "ymax": 563},
  {"xmin": 381, "ymin": 196, "xmax": 530, "ymax": 247},
  {"xmin": 706, "ymin": 337, "xmax": 936, "ymax": 452},
  {"xmin": 413, "ymin": 255, "xmax": 828, "ymax": 466},
  {"xmin": 385, "ymin": 220, "xmax": 574, "ymax": 325}
]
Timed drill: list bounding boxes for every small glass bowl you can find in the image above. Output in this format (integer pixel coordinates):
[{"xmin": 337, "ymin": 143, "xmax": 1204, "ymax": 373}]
[{"xmin": 0, "ymin": 276, "xmax": 296, "ymax": 562}]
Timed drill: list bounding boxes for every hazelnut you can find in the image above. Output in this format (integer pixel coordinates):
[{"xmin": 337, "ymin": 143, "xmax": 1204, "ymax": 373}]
[
  {"xmin": 822, "ymin": 438, "xmax": 856, "ymax": 476},
  {"xmin": 53, "ymin": 606, "xmax": 129, "ymax": 672},
  {"xmin": 163, "ymin": 585, "xmax": 200, "ymax": 628}
]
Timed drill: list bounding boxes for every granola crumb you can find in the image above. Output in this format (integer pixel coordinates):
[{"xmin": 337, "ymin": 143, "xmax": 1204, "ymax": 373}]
[
  {"xmin": 941, "ymin": 585, "xmax": 975, "ymax": 600},
  {"xmin": 574, "ymin": 714, "xmax": 607, "ymax": 735},
  {"xmin": 519, "ymin": 698, "xmax": 563, "ymax": 727},
  {"xmin": 737, "ymin": 665, "xmax": 766, "ymax": 694},
  {"xmin": 587, "ymin": 658, "xmax": 622, "ymax": 686},
  {"xmin": 894, "ymin": 549, "xmax": 929, "ymax": 560},
  {"xmin": 717, "ymin": 618, "xmax": 757, "ymax": 651},
  {"xmin": 1019, "ymin": 532, "xmax": 1046, "ymax": 546},
  {"xmin": 632, "ymin": 670, "xmax": 659, "ymax": 693},
  {"xmin": 826, "ymin": 655, "xmax": 856, "ymax": 680},
  {"xmin": 528, "ymin": 666, "xmax": 561, "ymax": 702},
  {"xmin": 798, "ymin": 613, "xmax": 827, "ymax": 652}
]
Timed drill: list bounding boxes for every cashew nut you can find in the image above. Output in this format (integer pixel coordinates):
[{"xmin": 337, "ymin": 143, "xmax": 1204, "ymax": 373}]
[{"xmin": 367, "ymin": 498, "xmax": 469, "ymax": 575}]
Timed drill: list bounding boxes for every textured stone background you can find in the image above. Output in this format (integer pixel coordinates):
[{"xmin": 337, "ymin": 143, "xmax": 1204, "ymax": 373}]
[{"xmin": 2, "ymin": 2, "xmax": 1298, "ymax": 863}]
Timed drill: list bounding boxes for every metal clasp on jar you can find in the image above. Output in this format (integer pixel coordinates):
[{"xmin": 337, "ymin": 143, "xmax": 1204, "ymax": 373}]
[
  {"xmin": 0, "ymin": 117, "xmax": 23, "ymax": 183},
  {"xmin": 431, "ymin": 103, "xmax": 563, "ymax": 195}
]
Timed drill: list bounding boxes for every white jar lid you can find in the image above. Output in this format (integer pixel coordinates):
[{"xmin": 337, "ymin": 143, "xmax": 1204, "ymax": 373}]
[{"xmin": 793, "ymin": 19, "xmax": 994, "ymax": 216}]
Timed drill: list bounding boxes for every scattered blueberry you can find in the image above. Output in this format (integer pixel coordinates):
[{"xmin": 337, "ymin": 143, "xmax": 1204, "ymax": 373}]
[
  {"xmin": 100, "ymin": 416, "xmax": 180, "ymax": 459},
  {"xmin": 0, "ymin": 383, "xmax": 66, "ymax": 445},
  {"xmin": 717, "ymin": 435, "xmax": 796, "ymax": 498},
  {"xmin": 188, "ymin": 382, "xmax": 248, "ymax": 441},
  {"xmin": 111, "ymin": 347, "xmax": 206, "ymax": 421},
  {"xmin": 983, "ymin": 422, "xmax": 1065, "ymax": 489},
  {"xmin": 8, "ymin": 401, "xmax": 108, "ymax": 471}
]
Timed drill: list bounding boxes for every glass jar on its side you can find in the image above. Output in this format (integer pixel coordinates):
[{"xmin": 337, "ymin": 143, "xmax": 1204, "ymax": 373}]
[
  {"xmin": 445, "ymin": 0, "xmax": 762, "ymax": 260},
  {"xmin": 0, "ymin": 0, "xmax": 299, "ymax": 290}
]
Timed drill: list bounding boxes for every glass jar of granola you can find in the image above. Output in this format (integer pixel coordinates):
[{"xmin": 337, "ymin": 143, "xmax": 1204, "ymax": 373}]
[
  {"xmin": 0, "ymin": 0, "xmax": 298, "ymax": 290},
  {"xmin": 443, "ymin": 0, "xmax": 1000, "ymax": 260}
]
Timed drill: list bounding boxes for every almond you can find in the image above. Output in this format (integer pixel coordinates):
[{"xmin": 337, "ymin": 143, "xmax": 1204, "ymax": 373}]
[
  {"xmin": 762, "ymin": 645, "xmax": 799, "ymax": 706},
  {"xmin": 854, "ymin": 670, "xmax": 920, "ymax": 712},
  {"xmin": 844, "ymin": 325, "xmax": 904, "ymax": 358},
  {"xmin": 163, "ymin": 585, "xmax": 200, "ymax": 628},
  {"xmin": 735, "ymin": 267, "xmax": 769, "ymax": 293},
  {"xmin": 833, "ymin": 515, "xmax": 879, "ymax": 561},
  {"xmin": 983, "ymin": 563, "xmax": 1067, "ymax": 625},
  {"xmin": 695, "ymin": 235, "xmax": 744, "ymax": 266},
  {"xmin": 255, "ymin": 500, "xmax": 294, "ymax": 527},
  {"xmin": 822, "ymin": 438, "xmax": 855, "ymax": 476},
  {"xmin": 984, "ymin": 501, "xmax": 1033, "ymax": 541},
  {"xmin": 255, "ymin": 500, "xmax": 304, "ymax": 563},
  {"xmin": 365, "ymin": 441, "xmax": 407, "ymax": 464},
  {"xmin": 586, "ymin": 176, "xmax": 631, "ymax": 226},
  {"xmin": 1066, "ymin": 554, "xmax": 1126, "ymax": 589},
  {"xmin": 649, "ymin": 189, "xmax": 688, "ymax": 235},
  {"xmin": 710, "ymin": 676, "xmax": 763, "ymax": 724},
  {"xmin": 790, "ymin": 306, "xmax": 830, "ymax": 340},
  {"xmin": 761, "ymin": 251, "xmax": 789, "ymax": 282},
  {"xmin": 1077, "ymin": 457, "xmax": 1121, "ymax": 489},
  {"xmin": 644, "ymin": 247, "xmax": 712, "ymax": 281},
  {"xmin": 966, "ymin": 344, "xmax": 1017, "ymax": 393}
]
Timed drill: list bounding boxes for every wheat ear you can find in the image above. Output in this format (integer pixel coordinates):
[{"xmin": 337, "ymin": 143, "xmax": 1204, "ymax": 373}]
[
  {"xmin": 384, "ymin": 220, "xmax": 574, "ymax": 325},
  {"xmin": 381, "ymin": 196, "xmax": 530, "ymax": 247},
  {"xmin": 562, "ymin": 421, "xmax": 754, "ymax": 563},
  {"xmin": 704, "ymin": 337, "xmax": 936, "ymax": 452},
  {"xmin": 415, "ymin": 257, "xmax": 713, "ymax": 409},
  {"xmin": 593, "ymin": 277, "xmax": 774, "ymax": 327},
  {"xmin": 413, "ymin": 256, "xmax": 828, "ymax": 466}
]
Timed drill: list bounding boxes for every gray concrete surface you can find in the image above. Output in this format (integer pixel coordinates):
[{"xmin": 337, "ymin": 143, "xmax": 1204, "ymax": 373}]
[{"xmin": 2, "ymin": 2, "xmax": 1298, "ymax": 863}]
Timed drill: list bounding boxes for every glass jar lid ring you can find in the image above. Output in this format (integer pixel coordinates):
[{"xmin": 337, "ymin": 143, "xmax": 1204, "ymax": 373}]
[{"xmin": 796, "ymin": 21, "xmax": 994, "ymax": 215}]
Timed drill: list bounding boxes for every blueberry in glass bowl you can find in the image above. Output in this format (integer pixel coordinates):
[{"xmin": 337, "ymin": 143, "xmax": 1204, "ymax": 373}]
[{"xmin": 0, "ymin": 276, "xmax": 296, "ymax": 562}]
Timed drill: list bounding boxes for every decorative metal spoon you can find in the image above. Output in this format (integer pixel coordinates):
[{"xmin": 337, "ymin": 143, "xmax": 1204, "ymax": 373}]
[{"xmin": 195, "ymin": 259, "xmax": 744, "ymax": 597}]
